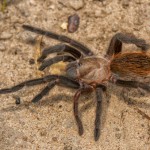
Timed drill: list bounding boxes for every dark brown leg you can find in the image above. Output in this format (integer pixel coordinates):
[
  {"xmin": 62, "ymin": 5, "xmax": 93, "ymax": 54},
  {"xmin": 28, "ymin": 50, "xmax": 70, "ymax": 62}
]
[
  {"xmin": 73, "ymin": 83, "xmax": 94, "ymax": 136},
  {"xmin": 23, "ymin": 25, "xmax": 94, "ymax": 56},
  {"xmin": 0, "ymin": 78, "xmax": 45, "ymax": 94},
  {"xmin": 74, "ymin": 89, "xmax": 84, "ymax": 135},
  {"xmin": 32, "ymin": 80, "xmax": 56, "ymax": 103},
  {"xmin": 106, "ymin": 33, "xmax": 150, "ymax": 58},
  {"xmin": 38, "ymin": 44, "xmax": 82, "ymax": 62},
  {"xmin": 94, "ymin": 85, "xmax": 104, "ymax": 141},
  {"xmin": 0, "ymin": 75, "xmax": 80, "ymax": 94},
  {"xmin": 39, "ymin": 54, "xmax": 76, "ymax": 71}
]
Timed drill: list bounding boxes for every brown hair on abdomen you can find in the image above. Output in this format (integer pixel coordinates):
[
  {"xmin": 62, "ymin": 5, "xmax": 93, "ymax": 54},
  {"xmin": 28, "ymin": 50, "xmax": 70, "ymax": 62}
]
[{"xmin": 110, "ymin": 53, "xmax": 150, "ymax": 77}]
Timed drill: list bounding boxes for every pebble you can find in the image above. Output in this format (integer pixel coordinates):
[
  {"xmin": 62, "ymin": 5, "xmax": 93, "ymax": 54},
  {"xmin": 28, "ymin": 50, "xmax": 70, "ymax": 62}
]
[
  {"xmin": 112, "ymin": 24, "xmax": 119, "ymax": 32},
  {"xmin": 60, "ymin": 22, "xmax": 68, "ymax": 30},
  {"xmin": 0, "ymin": 32, "xmax": 12, "ymax": 40},
  {"xmin": 68, "ymin": 14, "xmax": 80, "ymax": 33},
  {"xmin": 69, "ymin": 0, "xmax": 84, "ymax": 10},
  {"xmin": 13, "ymin": 95, "xmax": 21, "ymax": 105}
]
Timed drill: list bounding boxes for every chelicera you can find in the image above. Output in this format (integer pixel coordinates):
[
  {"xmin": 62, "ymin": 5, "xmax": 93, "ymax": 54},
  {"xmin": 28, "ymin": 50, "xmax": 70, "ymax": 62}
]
[{"xmin": 0, "ymin": 25, "xmax": 150, "ymax": 141}]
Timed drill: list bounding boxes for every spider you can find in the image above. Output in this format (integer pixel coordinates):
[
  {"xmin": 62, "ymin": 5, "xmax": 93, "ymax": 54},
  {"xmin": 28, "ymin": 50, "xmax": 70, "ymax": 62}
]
[{"xmin": 0, "ymin": 25, "xmax": 150, "ymax": 141}]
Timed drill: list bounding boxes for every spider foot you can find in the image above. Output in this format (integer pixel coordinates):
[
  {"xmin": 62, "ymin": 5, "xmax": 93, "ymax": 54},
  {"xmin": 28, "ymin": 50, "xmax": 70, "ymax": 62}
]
[
  {"xmin": 77, "ymin": 117, "xmax": 84, "ymax": 136},
  {"xmin": 94, "ymin": 128, "xmax": 100, "ymax": 141}
]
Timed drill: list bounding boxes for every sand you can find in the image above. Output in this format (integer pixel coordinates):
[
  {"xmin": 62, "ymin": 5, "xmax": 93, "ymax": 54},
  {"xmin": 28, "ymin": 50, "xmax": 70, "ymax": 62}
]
[{"xmin": 0, "ymin": 0, "xmax": 150, "ymax": 150}]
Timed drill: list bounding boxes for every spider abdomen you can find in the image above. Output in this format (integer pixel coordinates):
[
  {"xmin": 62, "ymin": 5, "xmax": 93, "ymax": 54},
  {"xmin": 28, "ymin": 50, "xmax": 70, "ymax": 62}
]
[{"xmin": 110, "ymin": 52, "xmax": 150, "ymax": 77}]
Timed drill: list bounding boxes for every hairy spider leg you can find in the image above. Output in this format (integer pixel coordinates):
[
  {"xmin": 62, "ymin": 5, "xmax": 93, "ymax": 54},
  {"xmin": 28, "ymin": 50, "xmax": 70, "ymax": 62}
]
[
  {"xmin": 0, "ymin": 78, "xmax": 46, "ymax": 94},
  {"xmin": 114, "ymin": 79, "xmax": 150, "ymax": 92},
  {"xmin": 106, "ymin": 33, "xmax": 150, "ymax": 57},
  {"xmin": 70, "ymin": 83, "xmax": 106, "ymax": 141},
  {"xmin": 31, "ymin": 76, "xmax": 81, "ymax": 103},
  {"xmin": 94, "ymin": 86, "xmax": 103, "ymax": 141},
  {"xmin": 0, "ymin": 75, "xmax": 80, "ymax": 96},
  {"xmin": 74, "ymin": 89, "xmax": 84, "ymax": 136},
  {"xmin": 38, "ymin": 44, "xmax": 82, "ymax": 62},
  {"xmin": 32, "ymin": 80, "xmax": 56, "ymax": 103},
  {"xmin": 39, "ymin": 54, "xmax": 76, "ymax": 71},
  {"xmin": 22, "ymin": 25, "xmax": 94, "ymax": 56}
]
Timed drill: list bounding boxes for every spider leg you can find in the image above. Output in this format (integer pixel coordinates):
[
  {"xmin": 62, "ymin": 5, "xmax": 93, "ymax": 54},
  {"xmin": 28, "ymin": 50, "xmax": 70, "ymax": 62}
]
[
  {"xmin": 32, "ymin": 80, "xmax": 56, "ymax": 103},
  {"xmin": 32, "ymin": 76, "xmax": 79, "ymax": 103},
  {"xmin": 31, "ymin": 76, "xmax": 81, "ymax": 103},
  {"xmin": 0, "ymin": 75, "xmax": 80, "ymax": 94},
  {"xmin": 23, "ymin": 25, "xmax": 94, "ymax": 56},
  {"xmin": 38, "ymin": 44, "xmax": 82, "ymax": 62},
  {"xmin": 0, "ymin": 78, "xmax": 46, "ymax": 94},
  {"xmin": 106, "ymin": 33, "xmax": 150, "ymax": 58},
  {"xmin": 74, "ymin": 89, "xmax": 84, "ymax": 135},
  {"xmin": 39, "ymin": 54, "xmax": 76, "ymax": 71},
  {"xmin": 94, "ymin": 85, "xmax": 105, "ymax": 141},
  {"xmin": 114, "ymin": 79, "xmax": 150, "ymax": 92},
  {"xmin": 73, "ymin": 83, "xmax": 94, "ymax": 136}
]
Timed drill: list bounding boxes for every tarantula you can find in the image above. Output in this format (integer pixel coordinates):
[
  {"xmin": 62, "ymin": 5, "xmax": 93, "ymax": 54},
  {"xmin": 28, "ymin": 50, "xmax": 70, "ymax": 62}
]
[{"xmin": 0, "ymin": 25, "xmax": 150, "ymax": 141}]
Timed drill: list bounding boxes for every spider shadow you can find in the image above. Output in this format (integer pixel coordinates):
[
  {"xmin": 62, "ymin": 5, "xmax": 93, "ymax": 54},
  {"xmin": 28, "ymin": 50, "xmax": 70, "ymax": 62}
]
[
  {"xmin": 0, "ymin": 92, "xmax": 97, "ymax": 115},
  {"xmin": 1, "ymin": 86, "xmax": 149, "ymax": 122},
  {"xmin": 39, "ymin": 92, "xmax": 97, "ymax": 112},
  {"xmin": 109, "ymin": 83, "xmax": 150, "ymax": 110}
]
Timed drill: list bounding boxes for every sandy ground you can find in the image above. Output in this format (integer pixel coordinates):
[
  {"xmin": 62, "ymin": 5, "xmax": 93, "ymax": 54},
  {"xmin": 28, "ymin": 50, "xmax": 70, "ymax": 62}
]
[{"xmin": 0, "ymin": 0, "xmax": 150, "ymax": 150}]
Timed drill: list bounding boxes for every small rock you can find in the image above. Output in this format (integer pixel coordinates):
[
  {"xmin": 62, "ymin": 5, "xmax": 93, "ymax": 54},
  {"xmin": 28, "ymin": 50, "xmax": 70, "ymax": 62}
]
[
  {"xmin": 0, "ymin": 32, "xmax": 12, "ymax": 40},
  {"xmin": 112, "ymin": 24, "xmax": 119, "ymax": 32},
  {"xmin": 68, "ymin": 14, "xmax": 80, "ymax": 33},
  {"xmin": 13, "ymin": 95, "xmax": 21, "ymax": 105},
  {"xmin": 60, "ymin": 22, "xmax": 68, "ymax": 30},
  {"xmin": 69, "ymin": 0, "xmax": 84, "ymax": 10}
]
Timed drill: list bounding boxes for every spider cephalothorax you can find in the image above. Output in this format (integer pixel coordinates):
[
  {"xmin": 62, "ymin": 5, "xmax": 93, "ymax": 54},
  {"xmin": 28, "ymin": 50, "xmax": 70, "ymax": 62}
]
[
  {"xmin": 66, "ymin": 56, "xmax": 111, "ymax": 85},
  {"xmin": 0, "ymin": 25, "xmax": 150, "ymax": 141}
]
